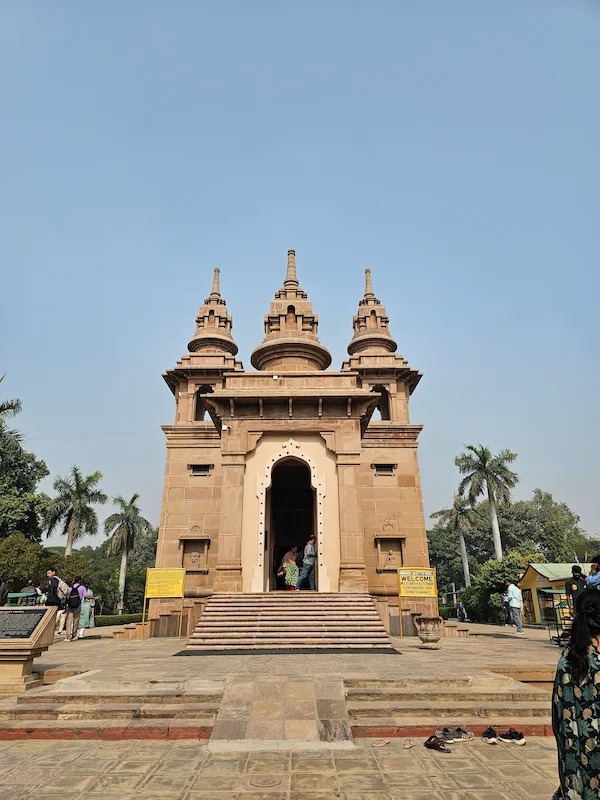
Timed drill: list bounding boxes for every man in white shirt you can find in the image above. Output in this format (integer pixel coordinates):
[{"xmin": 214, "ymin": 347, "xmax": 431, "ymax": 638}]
[{"xmin": 505, "ymin": 579, "xmax": 524, "ymax": 634}]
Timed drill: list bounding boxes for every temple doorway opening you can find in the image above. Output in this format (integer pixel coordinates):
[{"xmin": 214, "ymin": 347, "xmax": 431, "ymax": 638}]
[{"xmin": 265, "ymin": 458, "xmax": 316, "ymax": 591}]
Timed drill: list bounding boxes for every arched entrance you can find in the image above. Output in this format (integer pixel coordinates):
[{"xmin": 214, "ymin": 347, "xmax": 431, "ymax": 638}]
[{"xmin": 265, "ymin": 458, "xmax": 316, "ymax": 591}]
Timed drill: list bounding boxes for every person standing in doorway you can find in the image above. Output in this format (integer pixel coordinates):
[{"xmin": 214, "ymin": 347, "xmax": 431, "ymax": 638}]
[
  {"xmin": 296, "ymin": 535, "xmax": 317, "ymax": 591},
  {"xmin": 505, "ymin": 579, "xmax": 524, "ymax": 634}
]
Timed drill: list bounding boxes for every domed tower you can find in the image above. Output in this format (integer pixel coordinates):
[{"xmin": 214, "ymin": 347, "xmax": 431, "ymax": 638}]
[
  {"xmin": 187, "ymin": 267, "xmax": 238, "ymax": 356},
  {"xmin": 344, "ymin": 269, "xmax": 421, "ymax": 422},
  {"xmin": 251, "ymin": 250, "xmax": 331, "ymax": 371}
]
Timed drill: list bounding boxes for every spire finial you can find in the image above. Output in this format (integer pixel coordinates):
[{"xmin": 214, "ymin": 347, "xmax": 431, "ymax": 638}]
[
  {"xmin": 284, "ymin": 249, "xmax": 299, "ymax": 287},
  {"xmin": 209, "ymin": 267, "xmax": 221, "ymax": 298},
  {"xmin": 364, "ymin": 268, "xmax": 375, "ymax": 298}
]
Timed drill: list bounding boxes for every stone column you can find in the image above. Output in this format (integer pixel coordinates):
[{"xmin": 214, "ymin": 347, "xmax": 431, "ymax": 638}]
[
  {"xmin": 213, "ymin": 452, "xmax": 245, "ymax": 592},
  {"xmin": 337, "ymin": 454, "xmax": 369, "ymax": 592}
]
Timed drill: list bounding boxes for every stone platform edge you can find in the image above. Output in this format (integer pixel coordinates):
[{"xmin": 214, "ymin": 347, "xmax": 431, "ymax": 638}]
[{"xmin": 352, "ymin": 722, "xmax": 554, "ymax": 738}]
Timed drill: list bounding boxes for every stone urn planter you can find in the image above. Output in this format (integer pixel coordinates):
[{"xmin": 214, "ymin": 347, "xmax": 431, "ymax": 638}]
[{"xmin": 414, "ymin": 616, "xmax": 443, "ymax": 649}]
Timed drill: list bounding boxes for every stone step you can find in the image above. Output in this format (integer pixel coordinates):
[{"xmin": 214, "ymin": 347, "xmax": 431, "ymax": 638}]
[
  {"xmin": 186, "ymin": 642, "xmax": 392, "ymax": 650},
  {"xmin": 0, "ymin": 718, "xmax": 214, "ymax": 740},
  {"xmin": 191, "ymin": 629, "xmax": 389, "ymax": 637},
  {"xmin": 190, "ymin": 628, "xmax": 388, "ymax": 647},
  {"xmin": 344, "ymin": 676, "xmax": 475, "ymax": 688},
  {"xmin": 0, "ymin": 702, "xmax": 218, "ymax": 721},
  {"xmin": 350, "ymin": 716, "xmax": 553, "ymax": 738},
  {"xmin": 345, "ymin": 687, "xmax": 547, "ymax": 703},
  {"xmin": 347, "ymin": 700, "xmax": 551, "ymax": 718},
  {"xmin": 16, "ymin": 691, "xmax": 222, "ymax": 706}
]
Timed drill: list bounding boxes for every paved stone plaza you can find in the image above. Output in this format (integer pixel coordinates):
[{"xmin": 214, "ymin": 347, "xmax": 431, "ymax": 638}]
[
  {"xmin": 0, "ymin": 736, "xmax": 558, "ymax": 799},
  {"xmin": 0, "ymin": 624, "xmax": 562, "ymax": 798}
]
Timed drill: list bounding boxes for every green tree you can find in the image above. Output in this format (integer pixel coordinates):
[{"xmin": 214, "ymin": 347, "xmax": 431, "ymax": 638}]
[
  {"xmin": 0, "ymin": 442, "xmax": 49, "ymax": 542},
  {"xmin": 431, "ymin": 494, "xmax": 477, "ymax": 588},
  {"xmin": 455, "ymin": 445, "xmax": 518, "ymax": 560},
  {"xmin": 0, "ymin": 374, "xmax": 23, "ymax": 457},
  {"xmin": 0, "ymin": 533, "xmax": 43, "ymax": 591},
  {"xmin": 462, "ymin": 551, "xmax": 545, "ymax": 623},
  {"xmin": 104, "ymin": 494, "xmax": 153, "ymax": 615},
  {"xmin": 128, "ymin": 526, "xmax": 158, "ymax": 568},
  {"xmin": 45, "ymin": 466, "xmax": 107, "ymax": 555}
]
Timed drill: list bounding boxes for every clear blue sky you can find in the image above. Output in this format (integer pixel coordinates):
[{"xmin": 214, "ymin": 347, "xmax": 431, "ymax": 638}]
[{"xmin": 1, "ymin": 1, "xmax": 598, "ymax": 548}]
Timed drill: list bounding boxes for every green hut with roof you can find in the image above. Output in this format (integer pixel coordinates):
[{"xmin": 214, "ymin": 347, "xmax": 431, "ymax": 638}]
[{"xmin": 518, "ymin": 562, "xmax": 592, "ymax": 625}]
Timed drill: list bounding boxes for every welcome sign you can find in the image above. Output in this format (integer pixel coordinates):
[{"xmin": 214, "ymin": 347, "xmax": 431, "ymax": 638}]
[{"xmin": 397, "ymin": 568, "xmax": 438, "ymax": 598}]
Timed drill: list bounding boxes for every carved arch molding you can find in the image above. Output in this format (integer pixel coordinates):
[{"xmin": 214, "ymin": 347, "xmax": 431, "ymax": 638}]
[{"xmin": 255, "ymin": 438, "xmax": 327, "ymax": 587}]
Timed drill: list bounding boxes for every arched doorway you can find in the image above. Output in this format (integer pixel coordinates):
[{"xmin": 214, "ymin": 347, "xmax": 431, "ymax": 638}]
[{"xmin": 265, "ymin": 458, "xmax": 316, "ymax": 591}]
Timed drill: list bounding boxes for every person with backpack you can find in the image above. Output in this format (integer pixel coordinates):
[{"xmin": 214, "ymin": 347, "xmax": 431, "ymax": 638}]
[
  {"xmin": 65, "ymin": 577, "xmax": 87, "ymax": 642},
  {"xmin": 45, "ymin": 568, "xmax": 69, "ymax": 634}
]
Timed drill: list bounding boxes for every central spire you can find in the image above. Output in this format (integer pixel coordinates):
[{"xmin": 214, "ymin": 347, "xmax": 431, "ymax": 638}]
[
  {"xmin": 251, "ymin": 249, "xmax": 332, "ymax": 371},
  {"xmin": 284, "ymin": 249, "xmax": 299, "ymax": 288}
]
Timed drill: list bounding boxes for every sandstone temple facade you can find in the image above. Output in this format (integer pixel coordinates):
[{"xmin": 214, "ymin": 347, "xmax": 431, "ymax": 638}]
[{"xmin": 157, "ymin": 250, "xmax": 435, "ymax": 624}]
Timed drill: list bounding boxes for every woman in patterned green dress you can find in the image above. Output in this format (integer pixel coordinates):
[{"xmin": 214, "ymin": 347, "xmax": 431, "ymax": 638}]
[{"xmin": 553, "ymin": 588, "xmax": 600, "ymax": 799}]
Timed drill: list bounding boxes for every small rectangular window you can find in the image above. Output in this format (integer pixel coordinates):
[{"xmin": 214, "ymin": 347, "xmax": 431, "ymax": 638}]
[
  {"xmin": 189, "ymin": 464, "xmax": 213, "ymax": 476},
  {"xmin": 372, "ymin": 463, "xmax": 396, "ymax": 476}
]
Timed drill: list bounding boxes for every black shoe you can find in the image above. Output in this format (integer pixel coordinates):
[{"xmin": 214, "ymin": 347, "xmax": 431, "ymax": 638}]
[
  {"xmin": 481, "ymin": 726, "xmax": 498, "ymax": 744},
  {"xmin": 498, "ymin": 728, "xmax": 526, "ymax": 745}
]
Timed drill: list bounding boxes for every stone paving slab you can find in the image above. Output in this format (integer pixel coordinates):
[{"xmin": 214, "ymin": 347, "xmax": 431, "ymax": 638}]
[{"xmin": 0, "ymin": 737, "xmax": 559, "ymax": 799}]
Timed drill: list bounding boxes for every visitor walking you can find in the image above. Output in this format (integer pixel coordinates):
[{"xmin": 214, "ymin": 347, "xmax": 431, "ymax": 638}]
[
  {"xmin": 45, "ymin": 568, "xmax": 68, "ymax": 633},
  {"xmin": 553, "ymin": 588, "xmax": 600, "ymax": 799},
  {"xmin": 77, "ymin": 589, "xmax": 96, "ymax": 638},
  {"xmin": 505, "ymin": 579, "xmax": 524, "ymax": 634},
  {"xmin": 296, "ymin": 535, "xmax": 317, "ymax": 591},
  {"xmin": 277, "ymin": 546, "xmax": 299, "ymax": 590},
  {"xmin": 501, "ymin": 585, "xmax": 511, "ymax": 626},
  {"xmin": 566, "ymin": 565, "xmax": 587, "ymax": 615},
  {"xmin": 65, "ymin": 577, "xmax": 87, "ymax": 642},
  {"xmin": 457, "ymin": 601, "xmax": 467, "ymax": 623}
]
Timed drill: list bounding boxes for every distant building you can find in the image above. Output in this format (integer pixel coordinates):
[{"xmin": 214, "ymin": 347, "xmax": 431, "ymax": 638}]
[
  {"xmin": 518, "ymin": 562, "xmax": 592, "ymax": 625},
  {"xmin": 156, "ymin": 250, "xmax": 436, "ymax": 623}
]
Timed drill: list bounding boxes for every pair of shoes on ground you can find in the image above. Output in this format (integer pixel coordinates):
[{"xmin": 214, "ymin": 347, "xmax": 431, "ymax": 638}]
[
  {"xmin": 425, "ymin": 727, "xmax": 474, "ymax": 752},
  {"xmin": 482, "ymin": 726, "xmax": 526, "ymax": 745}
]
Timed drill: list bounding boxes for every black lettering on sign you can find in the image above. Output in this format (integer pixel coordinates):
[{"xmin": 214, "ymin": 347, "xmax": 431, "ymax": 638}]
[{"xmin": 0, "ymin": 608, "xmax": 46, "ymax": 639}]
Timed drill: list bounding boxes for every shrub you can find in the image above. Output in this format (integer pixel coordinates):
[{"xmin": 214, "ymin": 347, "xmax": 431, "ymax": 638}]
[{"xmin": 94, "ymin": 613, "xmax": 143, "ymax": 627}]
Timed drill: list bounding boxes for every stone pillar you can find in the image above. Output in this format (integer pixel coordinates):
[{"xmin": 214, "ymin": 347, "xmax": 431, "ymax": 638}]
[
  {"xmin": 213, "ymin": 453, "xmax": 245, "ymax": 592},
  {"xmin": 337, "ymin": 454, "xmax": 369, "ymax": 592}
]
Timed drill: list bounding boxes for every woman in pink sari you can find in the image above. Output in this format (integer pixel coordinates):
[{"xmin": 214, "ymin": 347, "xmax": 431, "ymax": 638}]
[{"xmin": 277, "ymin": 546, "xmax": 299, "ymax": 590}]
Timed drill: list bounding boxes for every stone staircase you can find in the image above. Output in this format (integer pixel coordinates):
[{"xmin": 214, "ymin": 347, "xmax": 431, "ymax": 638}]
[
  {"xmin": 0, "ymin": 678, "xmax": 223, "ymax": 740},
  {"xmin": 345, "ymin": 675, "xmax": 553, "ymax": 737},
  {"xmin": 186, "ymin": 592, "xmax": 394, "ymax": 652}
]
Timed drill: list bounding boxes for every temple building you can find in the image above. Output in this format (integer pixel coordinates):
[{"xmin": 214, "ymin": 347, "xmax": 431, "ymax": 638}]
[{"xmin": 157, "ymin": 250, "xmax": 435, "ymax": 624}]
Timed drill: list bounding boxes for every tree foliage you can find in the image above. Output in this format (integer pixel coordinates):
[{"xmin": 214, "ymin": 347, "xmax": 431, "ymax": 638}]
[
  {"xmin": 0, "ymin": 442, "xmax": 49, "ymax": 542},
  {"xmin": 45, "ymin": 466, "xmax": 107, "ymax": 554},
  {"xmin": 429, "ymin": 488, "xmax": 598, "ymax": 593},
  {"xmin": 0, "ymin": 374, "xmax": 24, "ymax": 458}
]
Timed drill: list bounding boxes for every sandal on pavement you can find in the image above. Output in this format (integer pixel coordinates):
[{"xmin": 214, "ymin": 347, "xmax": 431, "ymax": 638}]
[
  {"xmin": 403, "ymin": 739, "xmax": 416, "ymax": 749},
  {"xmin": 424, "ymin": 735, "xmax": 451, "ymax": 753},
  {"xmin": 373, "ymin": 739, "xmax": 390, "ymax": 747}
]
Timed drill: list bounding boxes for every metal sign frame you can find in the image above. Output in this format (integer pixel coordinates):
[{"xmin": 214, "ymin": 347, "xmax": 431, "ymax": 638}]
[
  {"xmin": 397, "ymin": 567, "xmax": 438, "ymax": 639},
  {"xmin": 140, "ymin": 568, "xmax": 186, "ymax": 640}
]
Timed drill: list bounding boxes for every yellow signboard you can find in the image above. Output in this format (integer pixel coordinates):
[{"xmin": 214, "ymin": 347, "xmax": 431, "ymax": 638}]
[
  {"xmin": 141, "ymin": 569, "xmax": 186, "ymax": 639},
  {"xmin": 144, "ymin": 569, "xmax": 186, "ymax": 599},
  {"xmin": 397, "ymin": 568, "xmax": 437, "ymax": 598}
]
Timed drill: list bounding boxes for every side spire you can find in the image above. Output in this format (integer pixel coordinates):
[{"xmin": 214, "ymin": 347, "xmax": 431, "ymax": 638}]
[
  {"xmin": 364, "ymin": 268, "xmax": 375, "ymax": 299},
  {"xmin": 347, "ymin": 267, "xmax": 397, "ymax": 355},
  {"xmin": 284, "ymin": 249, "xmax": 299, "ymax": 288},
  {"xmin": 188, "ymin": 268, "xmax": 238, "ymax": 355},
  {"xmin": 208, "ymin": 267, "xmax": 221, "ymax": 299}
]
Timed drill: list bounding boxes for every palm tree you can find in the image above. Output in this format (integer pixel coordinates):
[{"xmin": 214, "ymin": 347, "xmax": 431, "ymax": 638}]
[
  {"xmin": 46, "ymin": 466, "xmax": 107, "ymax": 555},
  {"xmin": 0, "ymin": 374, "xmax": 23, "ymax": 456},
  {"xmin": 431, "ymin": 494, "xmax": 477, "ymax": 587},
  {"xmin": 104, "ymin": 494, "xmax": 153, "ymax": 614},
  {"xmin": 455, "ymin": 444, "xmax": 518, "ymax": 560}
]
